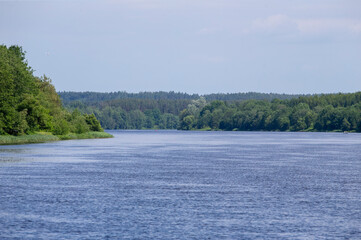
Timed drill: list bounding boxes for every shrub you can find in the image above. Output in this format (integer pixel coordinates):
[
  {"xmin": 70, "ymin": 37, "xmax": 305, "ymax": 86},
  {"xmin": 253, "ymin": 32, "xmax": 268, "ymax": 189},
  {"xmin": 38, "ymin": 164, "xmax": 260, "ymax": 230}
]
[
  {"xmin": 52, "ymin": 118, "xmax": 70, "ymax": 135},
  {"xmin": 85, "ymin": 113, "xmax": 103, "ymax": 131}
]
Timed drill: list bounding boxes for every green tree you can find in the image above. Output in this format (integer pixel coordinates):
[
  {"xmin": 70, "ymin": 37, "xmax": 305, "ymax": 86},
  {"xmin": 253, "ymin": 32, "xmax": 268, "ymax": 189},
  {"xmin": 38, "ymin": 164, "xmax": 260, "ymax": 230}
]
[
  {"xmin": 85, "ymin": 113, "xmax": 103, "ymax": 131},
  {"xmin": 182, "ymin": 115, "xmax": 195, "ymax": 130},
  {"xmin": 52, "ymin": 118, "xmax": 70, "ymax": 135}
]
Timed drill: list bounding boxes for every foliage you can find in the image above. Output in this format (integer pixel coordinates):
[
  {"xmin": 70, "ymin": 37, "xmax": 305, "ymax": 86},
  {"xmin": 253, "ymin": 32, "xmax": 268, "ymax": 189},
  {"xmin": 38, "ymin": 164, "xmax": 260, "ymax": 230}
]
[
  {"xmin": 52, "ymin": 118, "xmax": 70, "ymax": 135},
  {"xmin": 179, "ymin": 92, "xmax": 361, "ymax": 132},
  {"xmin": 62, "ymin": 99, "xmax": 186, "ymax": 130},
  {"xmin": 0, "ymin": 45, "xmax": 104, "ymax": 136},
  {"xmin": 58, "ymin": 91, "xmax": 306, "ymax": 104},
  {"xmin": 58, "ymin": 90, "xmax": 310, "ymax": 130},
  {"xmin": 85, "ymin": 113, "xmax": 103, "ymax": 131},
  {"xmin": 59, "ymin": 90, "xmax": 361, "ymax": 132}
]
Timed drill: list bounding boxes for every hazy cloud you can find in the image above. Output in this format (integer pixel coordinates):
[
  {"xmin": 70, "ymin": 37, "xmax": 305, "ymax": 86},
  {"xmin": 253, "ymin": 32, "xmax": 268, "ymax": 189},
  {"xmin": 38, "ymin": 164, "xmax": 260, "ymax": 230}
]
[
  {"xmin": 113, "ymin": 0, "xmax": 167, "ymax": 9},
  {"xmin": 251, "ymin": 15, "xmax": 296, "ymax": 34},
  {"xmin": 297, "ymin": 19, "xmax": 360, "ymax": 35},
  {"xmin": 191, "ymin": 55, "xmax": 226, "ymax": 63},
  {"xmin": 248, "ymin": 14, "xmax": 361, "ymax": 39},
  {"xmin": 106, "ymin": 0, "xmax": 232, "ymax": 10},
  {"xmin": 350, "ymin": 22, "xmax": 361, "ymax": 34},
  {"xmin": 197, "ymin": 27, "xmax": 217, "ymax": 35},
  {"xmin": 205, "ymin": 56, "xmax": 225, "ymax": 63}
]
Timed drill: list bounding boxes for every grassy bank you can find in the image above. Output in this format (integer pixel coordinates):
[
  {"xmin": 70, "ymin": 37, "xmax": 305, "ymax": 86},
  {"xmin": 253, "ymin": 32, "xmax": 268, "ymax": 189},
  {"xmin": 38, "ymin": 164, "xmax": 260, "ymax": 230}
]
[
  {"xmin": 0, "ymin": 131, "xmax": 113, "ymax": 145},
  {"xmin": 57, "ymin": 131, "xmax": 113, "ymax": 140},
  {"xmin": 0, "ymin": 134, "xmax": 59, "ymax": 145}
]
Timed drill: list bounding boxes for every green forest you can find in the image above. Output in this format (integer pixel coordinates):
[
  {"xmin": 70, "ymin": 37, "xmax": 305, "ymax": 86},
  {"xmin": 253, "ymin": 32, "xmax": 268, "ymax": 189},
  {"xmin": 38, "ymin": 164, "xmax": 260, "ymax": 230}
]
[
  {"xmin": 59, "ymin": 91, "xmax": 306, "ymax": 130},
  {"xmin": 63, "ymin": 98, "xmax": 188, "ymax": 130},
  {"xmin": 59, "ymin": 91, "xmax": 306, "ymax": 104},
  {"xmin": 0, "ymin": 45, "xmax": 109, "ymax": 142},
  {"xmin": 179, "ymin": 93, "xmax": 361, "ymax": 132},
  {"xmin": 61, "ymin": 91, "xmax": 361, "ymax": 132}
]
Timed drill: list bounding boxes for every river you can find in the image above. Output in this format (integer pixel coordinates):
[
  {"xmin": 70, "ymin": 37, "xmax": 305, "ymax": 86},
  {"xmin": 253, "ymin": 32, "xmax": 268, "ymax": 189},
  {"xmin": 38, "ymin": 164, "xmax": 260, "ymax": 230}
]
[{"xmin": 0, "ymin": 130, "xmax": 360, "ymax": 239}]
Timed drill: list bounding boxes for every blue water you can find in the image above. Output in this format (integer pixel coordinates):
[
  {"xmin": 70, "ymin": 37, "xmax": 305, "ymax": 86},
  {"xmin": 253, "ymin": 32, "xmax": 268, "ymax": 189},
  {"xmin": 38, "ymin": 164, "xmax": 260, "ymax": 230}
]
[{"xmin": 0, "ymin": 131, "xmax": 360, "ymax": 239}]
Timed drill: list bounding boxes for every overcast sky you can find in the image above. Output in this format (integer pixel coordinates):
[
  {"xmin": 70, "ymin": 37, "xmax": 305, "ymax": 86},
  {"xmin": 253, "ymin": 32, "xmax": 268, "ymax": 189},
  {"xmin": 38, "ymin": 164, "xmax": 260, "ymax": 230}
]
[{"xmin": 1, "ymin": 0, "xmax": 361, "ymax": 94}]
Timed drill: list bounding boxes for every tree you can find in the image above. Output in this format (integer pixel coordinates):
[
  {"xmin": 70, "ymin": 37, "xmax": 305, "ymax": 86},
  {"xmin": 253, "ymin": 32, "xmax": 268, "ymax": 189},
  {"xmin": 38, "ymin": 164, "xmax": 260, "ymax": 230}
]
[
  {"xmin": 0, "ymin": 45, "xmax": 104, "ymax": 136},
  {"xmin": 341, "ymin": 118, "xmax": 351, "ymax": 131},
  {"xmin": 85, "ymin": 114, "xmax": 103, "ymax": 131},
  {"xmin": 182, "ymin": 115, "xmax": 195, "ymax": 130}
]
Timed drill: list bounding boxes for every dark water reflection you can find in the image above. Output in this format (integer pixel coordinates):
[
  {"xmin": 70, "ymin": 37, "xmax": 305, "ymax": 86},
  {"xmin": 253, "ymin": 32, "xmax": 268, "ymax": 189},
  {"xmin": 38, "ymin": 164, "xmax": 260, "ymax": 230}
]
[{"xmin": 0, "ymin": 131, "xmax": 360, "ymax": 239}]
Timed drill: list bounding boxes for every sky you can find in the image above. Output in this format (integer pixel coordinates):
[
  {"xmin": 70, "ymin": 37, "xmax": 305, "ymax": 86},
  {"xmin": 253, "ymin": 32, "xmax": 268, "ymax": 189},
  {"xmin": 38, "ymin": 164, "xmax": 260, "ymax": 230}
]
[{"xmin": 1, "ymin": 0, "xmax": 361, "ymax": 94}]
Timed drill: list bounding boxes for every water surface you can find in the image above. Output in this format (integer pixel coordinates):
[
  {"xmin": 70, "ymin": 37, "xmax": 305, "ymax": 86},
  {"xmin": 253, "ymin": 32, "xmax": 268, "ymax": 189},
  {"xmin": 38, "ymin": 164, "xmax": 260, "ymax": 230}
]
[{"xmin": 0, "ymin": 131, "xmax": 360, "ymax": 239}]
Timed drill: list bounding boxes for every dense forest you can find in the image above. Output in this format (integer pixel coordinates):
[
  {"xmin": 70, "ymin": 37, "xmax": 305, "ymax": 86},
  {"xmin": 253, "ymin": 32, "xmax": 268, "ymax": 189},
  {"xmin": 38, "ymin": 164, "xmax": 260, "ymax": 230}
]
[
  {"xmin": 61, "ymin": 90, "xmax": 361, "ymax": 132},
  {"xmin": 0, "ymin": 45, "xmax": 103, "ymax": 136},
  {"xmin": 64, "ymin": 99, "xmax": 185, "ymax": 130},
  {"xmin": 60, "ymin": 91, "xmax": 306, "ymax": 130},
  {"xmin": 179, "ymin": 93, "xmax": 361, "ymax": 132},
  {"xmin": 59, "ymin": 91, "xmax": 306, "ymax": 104}
]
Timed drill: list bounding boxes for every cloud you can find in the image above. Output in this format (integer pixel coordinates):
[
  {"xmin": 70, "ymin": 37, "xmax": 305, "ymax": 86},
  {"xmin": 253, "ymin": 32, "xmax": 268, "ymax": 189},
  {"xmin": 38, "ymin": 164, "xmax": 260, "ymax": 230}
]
[
  {"xmin": 197, "ymin": 27, "xmax": 217, "ymax": 35},
  {"xmin": 106, "ymin": 0, "xmax": 232, "ymax": 10},
  {"xmin": 252, "ymin": 14, "xmax": 296, "ymax": 34},
  {"xmin": 248, "ymin": 14, "xmax": 361, "ymax": 37},
  {"xmin": 205, "ymin": 56, "xmax": 225, "ymax": 63},
  {"xmin": 296, "ymin": 19, "xmax": 361, "ymax": 35},
  {"xmin": 350, "ymin": 22, "xmax": 361, "ymax": 34},
  {"xmin": 106, "ymin": 0, "xmax": 170, "ymax": 9},
  {"xmin": 190, "ymin": 55, "xmax": 226, "ymax": 63}
]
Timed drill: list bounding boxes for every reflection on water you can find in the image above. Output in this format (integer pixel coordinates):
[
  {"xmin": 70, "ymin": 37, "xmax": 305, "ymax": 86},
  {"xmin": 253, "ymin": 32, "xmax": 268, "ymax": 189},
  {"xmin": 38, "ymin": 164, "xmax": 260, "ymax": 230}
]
[
  {"xmin": 0, "ymin": 130, "xmax": 360, "ymax": 239},
  {"xmin": 0, "ymin": 148, "xmax": 31, "ymax": 164},
  {"xmin": 0, "ymin": 148, "xmax": 28, "ymax": 154},
  {"xmin": 0, "ymin": 157, "xmax": 28, "ymax": 163}
]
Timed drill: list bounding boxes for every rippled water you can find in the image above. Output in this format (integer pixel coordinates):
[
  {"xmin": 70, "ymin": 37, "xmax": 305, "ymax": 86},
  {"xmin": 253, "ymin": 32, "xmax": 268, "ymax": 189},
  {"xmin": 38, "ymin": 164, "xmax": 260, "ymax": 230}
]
[{"xmin": 0, "ymin": 130, "xmax": 360, "ymax": 239}]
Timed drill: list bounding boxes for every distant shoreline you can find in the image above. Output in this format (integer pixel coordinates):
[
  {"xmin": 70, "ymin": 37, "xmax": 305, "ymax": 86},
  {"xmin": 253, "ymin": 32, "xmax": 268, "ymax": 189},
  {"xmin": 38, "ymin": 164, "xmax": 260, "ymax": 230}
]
[{"xmin": 0, "ymin": 131, "xmax": 113, "ymax": 145}]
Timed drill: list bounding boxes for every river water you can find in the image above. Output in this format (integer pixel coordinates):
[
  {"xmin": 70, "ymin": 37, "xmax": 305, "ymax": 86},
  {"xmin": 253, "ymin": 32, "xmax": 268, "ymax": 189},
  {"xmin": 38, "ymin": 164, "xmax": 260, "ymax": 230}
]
[{"xmin": 0, "ymin": 130, "xmax": 360, "ymax": 239}]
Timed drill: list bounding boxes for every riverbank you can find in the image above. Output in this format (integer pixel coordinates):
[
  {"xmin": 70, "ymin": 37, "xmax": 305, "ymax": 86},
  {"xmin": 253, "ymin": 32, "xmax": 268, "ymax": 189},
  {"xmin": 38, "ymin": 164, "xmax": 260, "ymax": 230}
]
[{"xmin": 0, "ymin": 131, "xmax": 113, "ymax": 145}]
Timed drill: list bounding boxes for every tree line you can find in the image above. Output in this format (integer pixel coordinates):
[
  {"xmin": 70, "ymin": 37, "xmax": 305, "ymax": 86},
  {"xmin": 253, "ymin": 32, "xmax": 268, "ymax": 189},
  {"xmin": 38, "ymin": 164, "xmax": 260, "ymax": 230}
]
[
  {"xmin": 61, "ymin": 90, "xmax": 361, "ymax": 132},
  {"xmin": 60, "ymin": 91, "xmax": 307, "ymax": 130},
  {"xmin": 0, "ymin": 45, "xmax": 103, "ymax": 136},
  {"xmin": 58, "ymin": 76, "xmax": 361, "ymax": 133},
  {"xmin": 179, "ymin": 93, "xmax": 361, "ymax": 132},
  {"xmin": 59, "ymin": 91, "xmax": 305, "ymax": 104},
  {"xmin": 63, "ymin": 99, "xmax": 186, "ymax": 129}
]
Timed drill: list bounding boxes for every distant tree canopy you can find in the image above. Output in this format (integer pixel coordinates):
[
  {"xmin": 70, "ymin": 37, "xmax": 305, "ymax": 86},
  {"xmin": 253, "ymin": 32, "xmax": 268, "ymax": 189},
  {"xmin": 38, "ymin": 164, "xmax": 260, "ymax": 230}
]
[
  {"xmin": 58, "ymin": 73, "xmax": 360, "ymax": 133},
  {"xmin": 59, "ymin": 91, "xmax": 306, "ymax": 104},
  {"xmin": 59, "ymin": 91, "xmax": 306, "ymax": 130},
  {"xmin": 63, "ymin": 99, "xmax": 183, "ymax": 130},
  {"xmin": 60, "ymin": 90, "xmax": 361, "ymax": 132},
  {"xmin": 178, "ymin": 93, "xmax": 361, "ymax": 132},
  {"xmin": 0, "ymin": 45, "xmax": 103, "ymax": 135}
]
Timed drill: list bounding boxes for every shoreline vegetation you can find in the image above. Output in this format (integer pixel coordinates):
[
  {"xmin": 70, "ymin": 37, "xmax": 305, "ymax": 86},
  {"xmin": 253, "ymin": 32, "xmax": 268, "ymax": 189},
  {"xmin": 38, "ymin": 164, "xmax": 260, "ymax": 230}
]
[
  {"xmin": 59, "ymin": 91, "xmax": 307, "ymax": 130},
  {"xmin": 0, "ymin": 131, "xmax": 113, "ymax": 145},
  {"xmin": 60, "ymin": 91, "xmax": 361, "ymax": 133},
  {"xmin": 177, "ymin": 94, "xmax": 361, "ymax": 132},
  {"xmin": 0, "ymin": 45, "xmax": 113, "ymax": 145}
]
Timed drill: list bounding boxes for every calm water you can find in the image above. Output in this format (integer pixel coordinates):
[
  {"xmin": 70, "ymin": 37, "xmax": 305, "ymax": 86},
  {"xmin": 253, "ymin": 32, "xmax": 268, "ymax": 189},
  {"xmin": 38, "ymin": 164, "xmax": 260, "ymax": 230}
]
[{"xmin": 0, "ymin": 131, "xmax": 360, "ymax": 239}]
